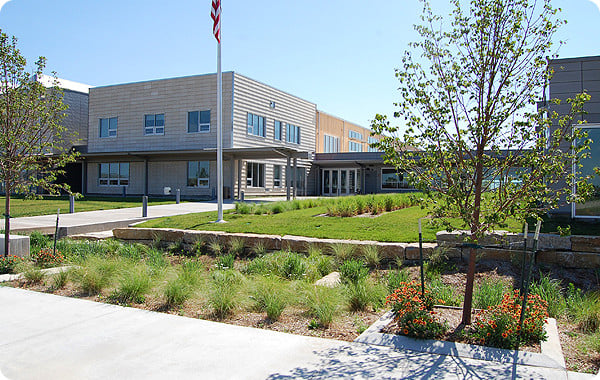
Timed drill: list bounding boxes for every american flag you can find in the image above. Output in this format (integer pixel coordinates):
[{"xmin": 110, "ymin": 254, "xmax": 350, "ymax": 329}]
[{"xmin": 211, "ymin": 0, "xmax": 221, "ymax": 43}]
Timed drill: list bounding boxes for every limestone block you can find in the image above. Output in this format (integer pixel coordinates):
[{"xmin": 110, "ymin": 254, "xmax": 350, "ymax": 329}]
[
  {"xmin": 436, "ymin": 230, "xmax": 512, "ymax": 247},
  {"xmin": 376, "ymin": 242, "xmax": 406, "ymax": 260},
  {"xmin": 0, "ymin": 234, "xmax": 30, "ymax": 258},
  {"xmin": 571, "ymin": 236, "xmax": 600, "ymax": 253},
  {"xmin": 478, "ymin": 247, "xmax": 513, "ymax": 261},
  {"xmin": 405, "ymin": 243, "xmax": 436, "ymax": 260},
  {"xmin": 182, "ymin": 230, "xmax": 226, "ymax": 244},
  {"xmin": 113, "ymin": 227, "xmax": 184, "ymax": 242},
  {"xmin": 222, "ymin": 232, "xmax": 281, "ymax": 251},
  {"xmin": 536, "ymin": 250, "xmax": 558, "ymax": 266},
  {"xmin": 554, "ymin": 251, "xmax": 600, "ymax": 269},
  {"xmin": 282, "ymin": 235, "xmax": 326, "ymax": 253}
]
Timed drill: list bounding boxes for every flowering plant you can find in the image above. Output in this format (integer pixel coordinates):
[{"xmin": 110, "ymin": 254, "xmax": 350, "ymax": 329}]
[
  {"xmin": 31, "ymin": 248, "xmax": 64, "ymax": 268},
  {"xmin": 0, "ymin": 254, "xmax": 25, "ymax": 274},
  {"xmin": 386, "ymin": 280, "xmax": 447, "ymax": 339},
  {"xmin": 472, "ymin": 289, "xmax": 548, "ymax": 349}
]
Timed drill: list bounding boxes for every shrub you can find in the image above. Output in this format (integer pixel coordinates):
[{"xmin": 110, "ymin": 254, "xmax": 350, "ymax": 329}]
[
  {"xmin": 474, "ymin": 278, "xmax": 508, "ymax": 310},
  {"xmin": 361, "ymin": 245, "xmax": 380, "ymax": 269},
  {"xmin": 280, "ymin": 252, "xmax": 306, "ymax": 280},
  {"xmin": 385, "ymin": 280, "xmax": 446, "ymax": 339},
  {"xmin": 383, "ymin": 196, "xmax": 394, "ymax": 212},
  {"xmin": 145, "ymin": 248, "xmax": 168, "ymax": 271},
  {"xmin": 180, "ymin": 260, "xmax": 204, "ymax": 288},
  {"xmin": 568, "ymin": 289, "xmax": 600, "ymax": 334},
  {"xmin": 30, "ymin": 248, "xmax": 64, "ymax": 268},
  {"xmin": 329, "ymin": 243, "xmax": 355, "ymax": 264},
  {"xmin": 49, "ymin": 269, "xmax": 70, "ymax": 291},
  {"xmin": 110, "ymin": 267, "xmax": 152, "ymax": 304},
  {"xmin": 307, "ymin": 250, "xmax": 334, "ymax": 280},
  {"xmin": 530, "ymin": 272, "xmax": 566, "ymax": 318},
  {"xmin": 339, "ymin": 259, "xmax": 368, "ymax": 285},
  {"xmin": 216, "ymin": 253, "xmax": 235, "ymax": 270},
  {"xmin": 163, "ymin": 277, "xmax": 194, "ymax": 308},
  {"xmin": 386, "ymin": 269, "xmax": 411, "ymax": 294},
  {"xmin": 228, "ymin": 237, "xmax": 246, "ymax": 257},
  {"xmin": 208, "ymin": 269, "xmax": 240, "ymax": 318},
  {"xmin": 0, "ymin": 254, "xmax": 25, "ymax": 274},
  {"xmin": 304, "ymin": 286, "xmax": 339, "ymax": 328},
  {"xmin": 472, "ymin": 290, "xmax": 549, "ymax": 349},
  {"xmin": 270, "ymin": 203, "xmax": 284, "ymax": 214},
  {"xmin": 428, "ymin": 277, "xmax": 461, "ymax": 306},
  {"xmin": 235, "ymin": 202, "xmax": 251, "ymax": 214},
  {"xmin": 251, "ymin": 277, "xmax": 288, "ymax": 321},
  {"xmin": 242, "ymin": 255, "xmax": 271, "ymax": 276}
]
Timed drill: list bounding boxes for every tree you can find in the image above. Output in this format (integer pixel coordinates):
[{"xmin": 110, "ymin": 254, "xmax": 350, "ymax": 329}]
[
  {"xmin": 372, "ymin": 0, "xmax": 592, "ymax": 325},
  {"xmin": 0, "ymin": 30, "xmax": 78, "ymax": 256}
]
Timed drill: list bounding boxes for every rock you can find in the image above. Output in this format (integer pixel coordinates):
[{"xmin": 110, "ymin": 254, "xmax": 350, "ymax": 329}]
[
  {"xmin": 405, "ymin": 243, "xmax": 436, "ymax": 260},
  {"xmin": 376, "ymin": 242, "xmax": 407, "ymax": 260},
  {"xmin": 315, "ymin": 272, "xmax": 341, "ymax": 288},
  {"xmin": 571, "ymin": 236, "xmax": 600, "ymax": 253},
  {"xmin": 554, "ymin": 251, "xmax": 600, "ymax": 268}
]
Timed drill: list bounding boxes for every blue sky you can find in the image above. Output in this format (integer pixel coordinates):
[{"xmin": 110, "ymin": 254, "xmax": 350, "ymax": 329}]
[{"xmin": 1, "ymin": 0, "xmax": 599, "ymax": 129}]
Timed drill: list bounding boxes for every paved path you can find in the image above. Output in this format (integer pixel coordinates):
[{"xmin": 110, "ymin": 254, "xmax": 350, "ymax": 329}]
[
  {"xmin": 0, "ymin": 287, "xmax": 571, "ymax": 380},
  {"xmin": 7, "ymin": 202, "xmax": 236, "ymax": 236}
]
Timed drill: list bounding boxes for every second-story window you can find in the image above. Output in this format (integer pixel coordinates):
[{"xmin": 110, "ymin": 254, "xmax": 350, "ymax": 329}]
[
  {"xmin": 188, "ymin": 110, "xmax": 211, "ymax": 133},
  {"xmin": 144, "ymin": 114, "xmax": 164, "ymax": 135},
  {"xmin": 247, "ymin": 113, "xmax": 265, "ymax": 137},
  {"xmin": 349, "ymin": 141, "xmax": 363, "ymax": 152},
  {"xmin": 286, "ymin": 123, "xmax": 300, "ymax": 144},
  {"xmin": 324, "ymin": 135, "xmax": 339, "ymax": 153},
  {"xmin": 274, "ymin": 120, "xmax": 282, "ymax": 141},
  {"xmin": 368, "ymin": 136, "xmax": 380, "ymax": 152},
  {"xmin": 99, "ymin": 117, "xmax": 117, "ymax": 138},
  {"xmin": 349, "ymin": 130, "xmax": 363, "ymax": 140}
]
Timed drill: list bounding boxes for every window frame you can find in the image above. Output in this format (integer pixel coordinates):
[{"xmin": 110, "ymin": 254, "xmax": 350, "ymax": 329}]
[
  {"xmin": 349, "ymin": 141, "xmax": 363, "ymax": 152},
  {"xmin": 187, "ymin": 161, "xmax": 210, "ymax": 188},
  {"xmin": 274, "ymin": 120, "xmax": 282, "ymax": 141},
  {"xmin": 246, "ymin": 162, "xmax": 265, "ymax": 188},
  {"xmin": 98, "ymin": 162, "xmax": 129, "ymax": 186},
  {"xmin": 273, "ymin": 165, "xmax": 282, "ymax": 187},
  {"xmin": 381, "ymin": 168, "xmax": 406, "ymax": 190},
  {"xmin": 187, "ymin": 110, "xmax": 211, "ymax": 134},
  {"xmin": 99, "ymin": 117, "xmax": 118, "ymax": 138},
  {"xmin": 349, "ymin": 130, "xmax": 363, "ymax": 140},
  {"xmin": 324, "ymin": 134, "xmax": 340, "ymax": 153},
  {"xmin": 144, "ymin": 113, "xmax": 165, "ymax": 136},
  {"xmin": 286, "ymin": 123, "xmax": 300, "ymax": 144},
  {"xmin": 247, "ymin": 112, "xmax": 266, "ymax": 138}
]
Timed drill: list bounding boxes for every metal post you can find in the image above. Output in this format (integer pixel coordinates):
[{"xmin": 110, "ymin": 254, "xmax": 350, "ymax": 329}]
[
  {"xmin": 53, "ymin": 209, "xmax": 60, "ymax": 255},
  {"xmin": 519, "ymin": 222, "xmax": 529, "ymax": 292},
  {"xmin": 215, "ymin": 38, "xmax": 224, "ymax": 223},
  {"xmin": 142, "ymin": 196, "xmax": 148, "ymax": 217},
  {"xmin": 69, "ymin": 195, "xmax": 75, "ymax": 214},
  {"xmin": 419, "ymin": 219, "xmax": 425, "ymax": 294},
  {"xmin": 176, "ymin": 189, "xmax": 181, "ymax": 204},
  {"xmin": 292, "ymin": 158, "xmax": 297, "ymax": 199},
  {"xmin": 517, "ymin": 220, "xmax": 542, "ymax": 349}
]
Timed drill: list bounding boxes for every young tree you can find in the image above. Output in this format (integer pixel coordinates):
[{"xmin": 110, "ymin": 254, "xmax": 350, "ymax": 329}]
[
  {"xmin": 372, "ymin": 0, "xmax": 592, "ymax": 325},
  {"xmin": 0, "ymin": 30, "xmax": 78, "ymax": 256}
]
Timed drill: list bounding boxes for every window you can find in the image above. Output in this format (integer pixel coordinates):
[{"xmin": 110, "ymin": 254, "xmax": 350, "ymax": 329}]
[
  {"xmin": 349, "ymin": 130, "xmax": 363, "ymax": 140},
  {"xmin": 286, "ymin": 123, "xmax": 300, "ymax": 144},
  {"xmin": 368, "ymin": 137, "xmax": 379, "ymax": 152},
  {"xmin": 246, "ymin": 162, "xmax": 265, "ymax": 187},
  {"xmin": 274, "ymin": 121, "xmax": 282, "ymax": 141},
  {"xmin": 381, "ymin": 168, "xmax": 409, "ymax": 189},
  {"xmin": 349, "ymin": 141, "xmax": 363, "ymax": 152},
  {"xmin": 144, "ymin": 114, "xmax": 164, "ymax": 135},
  {"xmin": 247, "ymin": 113, "xmax": 266, "ymax": 137},
  {"xmin": 273, "ymin": 165, "xmax": 282, "ymax": 187},
  {"xmin": 324, "ymin": 135, "xmax": 339, "ymax": 153},
  {"xmin": 187, "ymin": 161, "xmax": 210, "ymax": 187},
  {"xmin": 188, "ymin": 111, "xmax": 211, "ymax": 133},
  {"xmin": 99, "ymin": 163, "xmax": 129, "ymax": 186},
  {"xmin": 99, "ymin": 117, "xmax": 117, "ymax": 138}
]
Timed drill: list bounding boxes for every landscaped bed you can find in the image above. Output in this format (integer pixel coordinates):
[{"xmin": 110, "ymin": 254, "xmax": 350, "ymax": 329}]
[{"xmin": 1, "ymin": 234, "xmax": 599, "ymax": 374}]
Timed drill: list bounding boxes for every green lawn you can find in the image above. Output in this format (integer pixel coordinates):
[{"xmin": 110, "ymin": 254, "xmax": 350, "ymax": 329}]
[
  {"xmin": 0, "ymin": 195, "xmax": 177, "ymax": 218},
  {"xmin": 140, "ymin": 205, "xmax": 522, "ymax": 242}
]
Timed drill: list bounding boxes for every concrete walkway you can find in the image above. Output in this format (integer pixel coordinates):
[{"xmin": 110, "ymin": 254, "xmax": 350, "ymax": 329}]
[
  {"xmin": 7, "ymin": 201, "xmax": 236, "ymax": 236},
  {"xmin": 0, "ymin": 287, "xmax": 572, "ymax": 380}
]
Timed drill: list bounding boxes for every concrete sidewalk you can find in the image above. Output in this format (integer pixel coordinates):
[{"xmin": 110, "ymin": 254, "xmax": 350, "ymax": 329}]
[
  {"xmin": 7, "ymin": 202, "xmax": 235, "ymax": 236},
  {"xmin": 0, "ymin": 287, "xmax": 569, "ymax": 380}
]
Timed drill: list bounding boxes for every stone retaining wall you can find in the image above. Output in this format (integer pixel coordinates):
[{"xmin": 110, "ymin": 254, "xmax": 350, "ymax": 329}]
[
  {"xmin": 111, "ymin": 228, "xmax": 600, "ymax": 269},
  {"xmin": 112, "ymin": 228, "xmax": 437, "ymax": 261},
  {"xmin": 436, "ymin": 231, "xmax": 600, "ymax": 269}
]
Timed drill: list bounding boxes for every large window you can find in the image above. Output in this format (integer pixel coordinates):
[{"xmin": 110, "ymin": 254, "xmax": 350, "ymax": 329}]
[
  {"xmin": 368, "ymin": 137, "xmax": 379, "ymax": 152},
  {"xmin": 574, "ymin": 125, "xmax": 600, "ymax": 217},
  {"xmin": 349, "ymin": 130, "xmax": 363, "ymax": 140},
  {"xmin": 99, "ymin": 117, "xmax": 117, "ymax": 138},
  {"xmin": 144, "ymin": 114, "xmax": 164, "ymax": 135},
  {"xmin": 247, "ymin": 113, "xmax": 266, "ymax": 137},
  {"xmin": 187, "ymin": 161, "xmax": 210, "ymax": 187},
  {"xmin": 99, "ymin": 163, "xmax": 129, "ymax": 186},
  {"xmin": 349, "ymin": 141, "xmax": 363, "ymax": 152},
  {"xmin": 286, "ymin": 123, "xmax": 300, "ymax": 144},
  {"xmin": 274, "ymin": 121, "xmax": 282, "ymax": 141},
  {"xmin": 188, "ymin": 110, "xmax": 211, "ymax": 133},
  {"xmin": 273, "ymin": 165, "xmax": 282, "ymax": 187},
  {"xmin": 246, "ymin": 162, "xmax": 265, "ymax": 187},
  {"xmin": 324, "ymin": 135, "xmax": 339, "ymax": 153},
  {"xmin": 381, "ymin": 168, "xmax": 408, "ymax": 189}
]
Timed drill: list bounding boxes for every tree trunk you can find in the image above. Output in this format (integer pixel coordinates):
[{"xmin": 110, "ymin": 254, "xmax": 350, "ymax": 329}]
[{"xmin": 4, "ymin": 183, "xmax": 10, "ymax": 258}]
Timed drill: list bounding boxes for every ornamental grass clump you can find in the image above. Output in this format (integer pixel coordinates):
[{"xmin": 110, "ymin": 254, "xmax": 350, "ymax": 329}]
[
  {"xmin": 386, "ymin": 280, "xmax": 447, "ymax": 339},
  {"xmin": 472, "ymin": 290, "xmax": 548, "ymax": 349}
]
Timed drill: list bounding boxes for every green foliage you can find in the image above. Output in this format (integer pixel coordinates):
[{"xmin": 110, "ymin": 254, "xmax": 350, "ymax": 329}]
[
  {"xmin": 251, "ymin": 276, "xmax": 288, "ymax": 320},
  {"xmin": 345, "ymin": 279, "xmax": 387, "ymax": 312},
  {"xmin": 18, "ymin": 263, "xmax": 45, "ymax": 284},
  {"xmin": 163, "ymin": 277, "xmax": 194, "ymax": 308},
  {"xmin": 306, "ymin": 250, "xmax": 335, "ymax": 281},
  {"xmin": 474, "ymin": 278, "xmax": 508, "ymax": 310},
  {"xmin": 49, "ymin": 269, "xmax": 70, "ymax": 291},
  {"xmin": 228, "ymin": 237, "xmax": 246, "ymax": 257},
  {"xmin": 304, "ymin": 285, "xmax": 340, "ymax": 328},
  {"xmin": 330, "ymin": 243, "xmax": 355, "ymax": 264},
  {"xmin": 386, "ymin": 269, "xmax": 411, "ymax": 294},
  {"xmin": 73, "ymin": 257, "xmax": 119, "ymax": 295},
  {"xmin": 361, "ymin": 245, "xmax": 380, "ymax": 269},
  {"xmin": 110, "ymin": 266, "xmax": 152, "ymax": 304},
  {"xmin": 30, "ymin": 248, "xmax": 65, "ymax": 268},
  {"xmin": 428, "ymin": 277, "xmax": 460, "ymax": 307},
  {"xmin": 530, "ymin": 272, "xmax": 566, "ymax": 318},
  {"xmin": 339, "ymin": 259, "xmax": 368, "ymax": 285},
  {"xmin": 565, "ymin": 286, "xmax": 600, "ymax": 334},
  {"xmin": 216, "ymin": 253, "xmax": 235, "ymax": 270},
  {"xmin": 280, "ymin": 251, "xmax": 306, "ymax": 280},
  {"xmin": 208, "ymin": 269, "xmax": 240, "ymax": 318},
  {"xmin": 168, "ymin": 239, "xmax": 185, "ymax": 255},
  {"xmin": 251, "ymin": 241, "xmax": 268, "ymax": 257},
  {"xmin": 0, "ymin": 254, "xmax": 25, "ymax": 274},
  {"xmin": 209, "ymin": 240, "xmax": 224, "ymax": 256},
  {"xmin": 29, "ymin": 231, "xmax": 50, "ymax": 252}
]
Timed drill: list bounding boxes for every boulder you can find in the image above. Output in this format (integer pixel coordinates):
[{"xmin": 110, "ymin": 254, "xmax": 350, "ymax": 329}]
[
  {"xmin": 405, "ymin": 243, "xmax": 436, "ymax": 260},
  {"xmin": 571, "ymin": 236, "xmax": 600, "ymax": 254},
  {"xmin": 315, "ymin": 272, "xmax": 341, "ymax": 287}
]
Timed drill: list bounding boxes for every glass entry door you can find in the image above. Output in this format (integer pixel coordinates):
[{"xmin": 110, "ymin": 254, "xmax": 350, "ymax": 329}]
[{"xmin": 322, "ymin": 169, "xmax": 359, "ymax": 196}]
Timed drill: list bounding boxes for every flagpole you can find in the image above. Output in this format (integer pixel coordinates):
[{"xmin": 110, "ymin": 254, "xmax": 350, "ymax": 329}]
[{"xmin": 216, "ymin": 38, "xmax": 224, "ymax": 222}]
